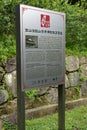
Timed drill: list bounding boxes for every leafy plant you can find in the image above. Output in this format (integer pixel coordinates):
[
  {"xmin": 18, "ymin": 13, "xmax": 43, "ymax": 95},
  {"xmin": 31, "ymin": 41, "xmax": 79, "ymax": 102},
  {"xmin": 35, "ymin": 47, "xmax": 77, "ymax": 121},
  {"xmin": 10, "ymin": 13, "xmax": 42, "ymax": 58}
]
[
  {"xmin": 0, "ymin": 34, "xmax": 16, "ymax": 61},
  {"xmin": 25, "ymin": 89, "xmax": 39, "ymax": 99},
  {"xmin": 3, "ymin": 119, "xmax": 17, "ymax": 130}
]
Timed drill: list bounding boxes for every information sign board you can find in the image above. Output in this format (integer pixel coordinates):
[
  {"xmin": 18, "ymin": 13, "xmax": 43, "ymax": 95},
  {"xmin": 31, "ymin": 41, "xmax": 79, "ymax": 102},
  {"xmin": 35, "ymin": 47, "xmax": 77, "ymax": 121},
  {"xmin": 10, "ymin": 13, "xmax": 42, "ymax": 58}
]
[{"xmin": 19, "ymin": 4, "xmax": 65, "ymax": 90}]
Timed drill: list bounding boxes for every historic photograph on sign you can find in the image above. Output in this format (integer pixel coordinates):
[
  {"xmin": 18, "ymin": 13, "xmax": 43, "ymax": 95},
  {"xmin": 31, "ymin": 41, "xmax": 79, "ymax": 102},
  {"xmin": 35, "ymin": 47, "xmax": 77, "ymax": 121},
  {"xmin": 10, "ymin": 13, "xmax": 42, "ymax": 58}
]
[{"xmin": 25, "ymin": 35, "xmax": 38, "ymax": 48}]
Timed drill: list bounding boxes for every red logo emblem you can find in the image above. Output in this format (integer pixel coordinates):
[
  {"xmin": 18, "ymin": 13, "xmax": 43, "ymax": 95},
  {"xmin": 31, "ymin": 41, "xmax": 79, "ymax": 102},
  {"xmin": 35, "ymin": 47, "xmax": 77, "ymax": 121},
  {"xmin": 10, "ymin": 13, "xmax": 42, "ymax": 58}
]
[{"xmin": 41, "ymin": 14, "xmax": 50, "ymax": 28}]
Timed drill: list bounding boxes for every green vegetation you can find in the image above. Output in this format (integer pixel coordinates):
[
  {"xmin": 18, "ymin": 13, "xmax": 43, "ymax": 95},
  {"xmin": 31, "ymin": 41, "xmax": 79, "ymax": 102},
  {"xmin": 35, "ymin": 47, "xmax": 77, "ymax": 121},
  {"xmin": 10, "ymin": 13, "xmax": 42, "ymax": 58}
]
[
  {"xmin": 3, "ymin": 119, "xmax": 17, "ymax": 130},
  {"xmin": 1, "ymin": 2, "xmax": 87, "ymax": 130},
  {"xmin": 25, "ymin": 89, "xmax": 39, "ymax": 99},
  {"xmin": 3, "ymin": 105, "xmax": 87, "ymax": 130},
  {"xmin": 0, "ymin": 0, "xmax": 87, "ymax": 60},
  {"xmin": 65, "ymin": 5, "xmax": 87, "ymax": 57},
  {"xmin": 0, "ymin": 35, "xmax": 16, "ymax": 61},
  {"xmin": 0, "ymin": 0, "xmax": 87, "ymax": 103}
]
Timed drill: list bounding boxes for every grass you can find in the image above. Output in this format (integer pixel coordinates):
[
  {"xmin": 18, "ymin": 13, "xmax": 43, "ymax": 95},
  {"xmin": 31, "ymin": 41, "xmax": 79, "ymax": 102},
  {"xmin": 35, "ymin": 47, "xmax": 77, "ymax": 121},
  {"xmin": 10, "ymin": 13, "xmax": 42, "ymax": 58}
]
[
  {"xmin": 3, "ymin": 105, "xmax": 87, "ymax": 130},
  {"xmin": 66, "ymin": 47, "xmax": 87, "ymax": 57}
]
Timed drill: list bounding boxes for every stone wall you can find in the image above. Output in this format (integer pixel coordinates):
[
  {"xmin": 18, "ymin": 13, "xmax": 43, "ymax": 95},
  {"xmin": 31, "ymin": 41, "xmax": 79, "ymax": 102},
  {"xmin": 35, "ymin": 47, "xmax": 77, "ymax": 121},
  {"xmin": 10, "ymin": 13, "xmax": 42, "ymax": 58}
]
[{"xmin": 0, "ymin": 56, "xmax": 87, "ymax": 116}]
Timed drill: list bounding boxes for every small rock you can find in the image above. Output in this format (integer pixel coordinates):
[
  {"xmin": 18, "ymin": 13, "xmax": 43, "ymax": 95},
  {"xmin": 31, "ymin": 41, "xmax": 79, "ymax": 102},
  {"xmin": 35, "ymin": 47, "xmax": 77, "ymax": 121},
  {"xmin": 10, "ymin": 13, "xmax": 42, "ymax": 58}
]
[
  {"xmin": 66, "ymin": 56, "xmax": 79, "ymax": 72},
  {"xmin": 79, "ymin": 57, "xmax": 87, "ymax": 65},
  {"xmin": 0, "ymin": 67, "xmax": 4, "ymax": 73},
  {"xmin": 5, "ymin": 58, "xmax": 16, "ymax": 73},
  {"xmin": 5, "ymin": 65, "xmax": 16, "ymax": 73},
  {"xmin": 80, "ymin": 80, "xmax": 87, "ymax": 97},
  {"xmin": 0, "ymin": 90, "xmax": 9, "ymax": 105},
  {"xmin": 80, "ymin": 64, "xmax": 87, "ymax": 77},
  {"xmin": 45, "ymin": 87, "xmax": 58, "ymax": 104},
  {"xmin": 65, "ymin": 87, "xmax": 79, "ymax": 101},
  {"xmin": 6, "ymin": 99, "xmax": 17, "ymax": 114},
  {"xmin": 68, "ymin": 72, "xmax": 79, "ymax": 87},
  {"xmin": 5, "ymin": 71, "xmax": 17, "ymax": 97},
  {"xmin": 65, "ymin": 74, "xmax": 70, "ymax": 88},
  {"xmin": 7, "ymin": 58, "xmax": 16, "ymax": 65},
  {"xmin": 36, "ymin": 87, "xmax": 49, "ymax": 97}
]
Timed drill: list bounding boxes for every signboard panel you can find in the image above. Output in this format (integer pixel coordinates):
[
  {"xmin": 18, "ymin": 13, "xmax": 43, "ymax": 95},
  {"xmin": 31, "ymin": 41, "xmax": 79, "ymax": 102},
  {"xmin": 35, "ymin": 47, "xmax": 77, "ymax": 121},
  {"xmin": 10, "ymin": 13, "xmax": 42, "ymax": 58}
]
[{"xmin": 19, "ymin": 4, "xmax": 65, "ymax": 90}]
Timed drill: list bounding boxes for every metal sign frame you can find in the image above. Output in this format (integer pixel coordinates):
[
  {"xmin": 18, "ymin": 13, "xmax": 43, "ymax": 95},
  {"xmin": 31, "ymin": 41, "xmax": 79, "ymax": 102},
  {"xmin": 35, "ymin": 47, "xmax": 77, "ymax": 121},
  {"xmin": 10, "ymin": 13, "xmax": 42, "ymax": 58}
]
[
  {"xmin": 16, "ymin": 4, "xmax": 65, "ymax": 91},
  {"xmin": 16, "ymin": 4, "xmax": 65, "ymax": 130}
]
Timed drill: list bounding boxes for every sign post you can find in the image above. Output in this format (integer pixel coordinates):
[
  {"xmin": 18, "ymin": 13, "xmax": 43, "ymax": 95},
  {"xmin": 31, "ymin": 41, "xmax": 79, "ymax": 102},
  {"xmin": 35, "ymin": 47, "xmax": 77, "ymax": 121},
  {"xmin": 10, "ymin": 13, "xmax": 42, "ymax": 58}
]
[
  {"xmin": 16, "ymin": 4, "xmax": 65, "ymax": 130},
  {"xmin": 58, "ymin": 84, "xmax": 65, "ymax": 130},
  {"xmin": 16, "ymin": 5, "xmax": 25, "ymax": 130}
]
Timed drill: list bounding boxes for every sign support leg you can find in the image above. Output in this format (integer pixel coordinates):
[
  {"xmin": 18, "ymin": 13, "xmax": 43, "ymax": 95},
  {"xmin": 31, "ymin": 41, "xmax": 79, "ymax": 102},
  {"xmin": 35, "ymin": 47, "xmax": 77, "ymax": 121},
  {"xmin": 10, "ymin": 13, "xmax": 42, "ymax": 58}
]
[
  {"xmin": 16, "ymin": 5, "xmax": 25, "ymax": 130},
  {"xmin": 58, "ymin": 84, "xmax": 65, "ymax": 130},
  {"xmin": 17, "ymin": 90, "xmax": 25, "ymax": 130}
]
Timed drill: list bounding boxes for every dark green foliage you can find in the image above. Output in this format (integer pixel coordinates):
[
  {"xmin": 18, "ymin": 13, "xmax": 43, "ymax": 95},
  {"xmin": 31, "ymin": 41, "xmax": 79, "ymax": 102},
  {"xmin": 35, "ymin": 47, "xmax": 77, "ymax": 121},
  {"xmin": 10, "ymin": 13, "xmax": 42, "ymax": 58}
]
[
  {"xmin": 60, "ymin": 0, "xmax": 87, "ymax": 8},
  {"xmin": 0, "ymin": 0, "xmax": 87, "ymax": 60},
  {"xmin": 68, "ymin": 0, "xmax": 81, "ymax": 5},
  {"xmin": 0, "ymin": 34, "xmax": 16, "ymax": 60},
  {"xmin": 65, "ymin": 5, "xmax": 87, "ymax": 56}
]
